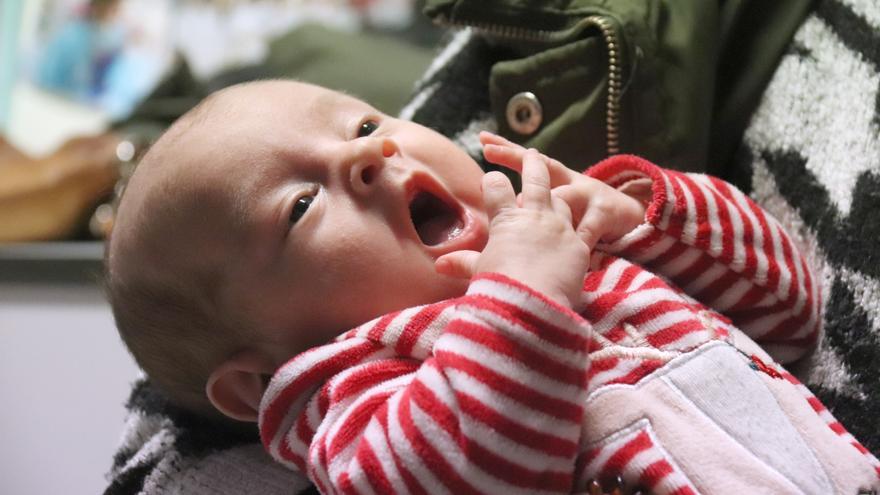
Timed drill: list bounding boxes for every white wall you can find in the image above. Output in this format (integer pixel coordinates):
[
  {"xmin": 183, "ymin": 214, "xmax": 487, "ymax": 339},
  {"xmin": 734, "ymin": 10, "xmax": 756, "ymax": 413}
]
[{"xmin": 0, "ymin": 283, "xmax": 140, "ymax": 494}]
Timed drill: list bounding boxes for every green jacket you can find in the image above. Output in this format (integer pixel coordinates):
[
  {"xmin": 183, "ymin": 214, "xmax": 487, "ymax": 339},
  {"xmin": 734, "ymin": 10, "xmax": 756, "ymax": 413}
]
[{"xmin": 422, "ymin": 0, "xmax": 812, "ymax": 175}]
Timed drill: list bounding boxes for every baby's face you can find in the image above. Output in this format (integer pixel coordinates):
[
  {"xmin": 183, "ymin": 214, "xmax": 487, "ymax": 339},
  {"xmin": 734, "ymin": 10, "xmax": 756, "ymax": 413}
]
[{"xmin": 178, "ymin": 81, "xmax": 488, "ymax": 356}]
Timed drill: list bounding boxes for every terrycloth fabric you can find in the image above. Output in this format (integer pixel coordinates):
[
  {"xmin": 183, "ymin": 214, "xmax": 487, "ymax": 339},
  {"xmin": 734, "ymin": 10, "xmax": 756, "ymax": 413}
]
[
  {"xmin": 258, "ymin": 156, "xmax": 879, "ymax": 494},
  {"xmin": 103, "ymin": 380, "xmax": 312, "ymax": 495},
  {"xmin": 723, "ymin": 0, "xmax": 880, "ymax": 453}
]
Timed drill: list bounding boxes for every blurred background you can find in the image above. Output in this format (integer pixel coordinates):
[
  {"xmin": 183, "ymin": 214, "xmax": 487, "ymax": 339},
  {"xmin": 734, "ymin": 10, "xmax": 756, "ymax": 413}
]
[{"xmin": 0, "ymin": 1, "xmax": 441, "ymax": 492}]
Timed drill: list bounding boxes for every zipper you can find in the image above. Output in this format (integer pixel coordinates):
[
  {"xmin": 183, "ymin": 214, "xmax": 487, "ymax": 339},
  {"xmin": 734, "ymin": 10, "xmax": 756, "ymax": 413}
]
[{"xmin": 435, "ymin": 14, "xmax": 622, "ymax": 156}]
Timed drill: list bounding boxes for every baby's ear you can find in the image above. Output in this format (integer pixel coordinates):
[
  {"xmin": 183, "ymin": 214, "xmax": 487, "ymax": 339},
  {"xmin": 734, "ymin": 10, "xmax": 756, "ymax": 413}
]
[{"xmin": 206, "ymin": 350, "xmax": 276, "ymax": 422}]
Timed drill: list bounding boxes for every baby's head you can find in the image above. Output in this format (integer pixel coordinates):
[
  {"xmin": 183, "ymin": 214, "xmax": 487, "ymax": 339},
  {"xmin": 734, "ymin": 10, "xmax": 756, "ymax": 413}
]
[{"xmin": 106, "ymin": 80, "xmax": 488, "ymax": 422}]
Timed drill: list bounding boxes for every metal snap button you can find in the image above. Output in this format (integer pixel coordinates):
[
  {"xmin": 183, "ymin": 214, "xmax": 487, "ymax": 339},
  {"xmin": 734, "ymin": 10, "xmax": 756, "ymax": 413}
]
[{"xmin": 506, "ymin": 91, "xmax": 543, "ymax": 135}]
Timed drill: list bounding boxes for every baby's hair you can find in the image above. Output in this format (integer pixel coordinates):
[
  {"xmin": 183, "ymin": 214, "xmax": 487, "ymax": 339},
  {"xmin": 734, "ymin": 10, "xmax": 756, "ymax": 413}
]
[
  {"xmin": 104, "ymin": 242, "xmax": 227, "ymax": 415},
  {"xmin": 104, "ymin": 89, "xmax": 251, "ymax": 416}
]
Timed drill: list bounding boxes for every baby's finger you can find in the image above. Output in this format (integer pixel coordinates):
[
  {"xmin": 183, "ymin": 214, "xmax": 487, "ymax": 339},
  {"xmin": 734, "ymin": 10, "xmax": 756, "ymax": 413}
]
[
  {"xmin": 482, "ymin": 171, "xmax": 517, "ymax": 219},
  {"xmin": 483, "ymin": 144, "xmax": 577, "ymax": 188},
  {"xmin": 482, "ymin": 143, "xmax": 525, "ymax": 170},
  {"xmin": 551, "ymin": 195, "xmax": 573, "ymax": 225},
  {"xmin": 574, "ymin": 213, "xmax": 604, "ymax": 251},
  {"xmin": 552, "ymin": 184, "xmax": 588, "ymax": 222},
  {"xmin": 520, "ymin": 149, "xmax": 552, "ymax": 209},
  {"xmin": 435, "ymin": 250, "xmax": 481, "ymax": 279},
  {"xmin": 479, "ymin": 131, "xmax": 525, "ymax": 150}
]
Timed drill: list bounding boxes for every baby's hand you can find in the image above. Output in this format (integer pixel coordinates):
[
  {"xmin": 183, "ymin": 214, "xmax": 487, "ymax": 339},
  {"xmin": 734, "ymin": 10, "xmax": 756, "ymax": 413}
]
[
  {"xmin": 436, "ymin": 149, "xmax": 589, "ymax": 310},
  {"xmin": 480, "ymin": 132, "xmax": 646, "ymax": 250}
]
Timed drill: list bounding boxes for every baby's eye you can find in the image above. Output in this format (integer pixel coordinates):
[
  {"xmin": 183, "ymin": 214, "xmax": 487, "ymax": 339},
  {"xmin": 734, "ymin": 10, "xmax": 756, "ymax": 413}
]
[
  {"xmin": 357, "ymin": 119, "xmax": 379, "ymax": 138},
  {"xmin": 289, "ymin": 195, "xmax": 314, "ymax": 225}
]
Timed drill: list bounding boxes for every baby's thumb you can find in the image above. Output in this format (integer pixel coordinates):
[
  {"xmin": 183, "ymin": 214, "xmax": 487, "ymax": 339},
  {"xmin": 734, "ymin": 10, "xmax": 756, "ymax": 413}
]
[{"xmin": 435, "ymin": 250, "xmax": 481, "ymax": 280}]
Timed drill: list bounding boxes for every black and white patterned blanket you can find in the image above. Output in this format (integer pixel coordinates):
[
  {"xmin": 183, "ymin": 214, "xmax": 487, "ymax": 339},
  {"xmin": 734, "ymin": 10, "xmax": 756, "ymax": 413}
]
[
  {"xmin": 105, "ymin": 1, "xmax": 879, "ymax": 492},
  {"xmin": 731, "ymin": 0, "xmax": 880, "ymax": 451}
]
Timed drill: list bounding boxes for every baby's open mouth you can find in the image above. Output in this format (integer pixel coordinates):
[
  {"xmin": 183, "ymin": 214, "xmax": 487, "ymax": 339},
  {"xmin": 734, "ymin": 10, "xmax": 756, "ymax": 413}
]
[{"xmin": 408, "ymin": 190, "xmax": 463, "ymax": 246}]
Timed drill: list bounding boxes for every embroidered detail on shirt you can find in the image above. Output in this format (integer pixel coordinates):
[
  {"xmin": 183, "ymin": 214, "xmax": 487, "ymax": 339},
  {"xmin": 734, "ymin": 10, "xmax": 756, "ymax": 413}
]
[
  {"xmin": 697, "ymin": 310, "xmax": 718, "ymax": 341},
  {"xmin": 749, "ymin": 354, "xmax": 784, "ymax": 379},
  {"xmin": 589, "ymin": 345, "xmax": 680, "ymax": 362},
  {"xmin": 622, "ymin": 322, "xmax": 650, "ymax": 347},
  {"xmin": 735, "ymin": 348, "xmax": 784, "ymax": 379}
]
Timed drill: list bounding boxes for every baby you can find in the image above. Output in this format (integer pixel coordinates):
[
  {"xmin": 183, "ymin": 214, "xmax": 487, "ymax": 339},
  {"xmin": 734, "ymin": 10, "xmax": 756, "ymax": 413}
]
[{"xmin": 106, "ymin": 80, "xmax": 879, "ymax": 494}]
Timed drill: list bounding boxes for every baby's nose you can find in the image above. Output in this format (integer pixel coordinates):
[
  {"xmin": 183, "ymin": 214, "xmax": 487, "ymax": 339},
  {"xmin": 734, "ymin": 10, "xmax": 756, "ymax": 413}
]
[
  {"xmin": 381, "ymin": 139, "xmax": 397, "ymax": 158},
  {"xmin": 349, "ymin": 138, "xmax": 398, "ymax": 193},
  {"xmin": 351, "ymin": 160, "xmax": 379, "ymax": 190}
]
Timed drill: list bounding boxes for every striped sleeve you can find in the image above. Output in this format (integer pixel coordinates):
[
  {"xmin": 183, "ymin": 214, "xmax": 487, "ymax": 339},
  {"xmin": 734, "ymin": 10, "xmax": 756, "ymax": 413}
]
[
  {"xmin": 259, "ymin": 273, "xmax": 592, "ymax": 495},
  {"xmin": 587, "ymin": 155, "xmax": 821, "ymax": 363}
]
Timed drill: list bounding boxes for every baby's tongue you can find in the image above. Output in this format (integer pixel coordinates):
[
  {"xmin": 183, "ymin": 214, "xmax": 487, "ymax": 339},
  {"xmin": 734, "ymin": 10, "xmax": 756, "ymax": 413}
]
[{"xmin": 416, "ymin": 214, "xmax": 462, "ymax": 246}]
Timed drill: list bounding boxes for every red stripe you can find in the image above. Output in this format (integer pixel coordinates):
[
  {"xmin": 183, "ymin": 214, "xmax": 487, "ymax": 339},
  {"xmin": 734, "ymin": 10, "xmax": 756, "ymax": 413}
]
[
  {"xmin": 445, "ymin": 320, "xmax": 586, "ymax": 386},
  {"xmin": 329, "ymin": 359, "xmax": 418, "ymax": 405},
  {"xmin": 601, "ymin": 430, "xmax": 652, "ymax": 477},
  {"xmin": 587, "ymin": 357, "xmax": 620, "ymax": 382},
  {"xmin": 463, "ymin": 295, "xmax": 589, "ymax": 352},
  {"xmin": 852, "ymin": 442, "xmax": 870, "ymax": 455},
  {"xmin": 663, "ymin": 173, "xmax": 688, "ymax": 241},
  {"xmin": 312, "ymin": 428, "xmax": 332, "ymax": 494},
  {"xmin": 435, "ymin": 350, "xmax": 584, "ymax": 422},
  {"xmin": 645, "ymin": 319, "xmax": 706, "ymax": 349},
  {"xmin": 413, "ymin": 377, "xmax": 574, "ymax": 490},
  {"xmin": 626, "ymin": 299, "xmax": 697, "ymax": 328},
  {"xmin": 615, "ymin": 228, "xmax": 667, "ymax": 260},
  {"xmin": 454, "ymin": 390, "xmax": 580, "ymax": 457},
  {"xmin": 396, "ymin": 301, "xmax": 453, "ymax": 356},
  {"xmin": 677, "ymin": 174, "xmax": 711, "ymax": 251},
  {"xmin": 327, "ymin": 389, "xmax": 397, "ymax": 461},
  {"xmin": 336, "ymin": 471, "xmax": 356, "ymax": 495},
  {"xmin": 311, "ymin": 472, "xmax": 331, "ymax": 495},
  {"xmin": 459, "ymin": 434, "xmax": 573, "ymax": 491},
  {"xmin": 583, "ymin": 290, "xmax": 631, "ymax": 322},
  {"xmin": 692, "ymin": 269, "xmax": 741, "ymax": 309},
  {"xmin": 735, "ymin": 201, "xmax": 759, "ymax": 282},
  {"xmin": 725, "ymin": 299, "xmax": 796, "ymax": 326},
  {"xmin": 375, "ymin": 404, "xmax": 430, "ymax": 495},
  {"xmin": 583, "ymin": 269, "xmax": 606, "ymax": 292},
  {"xmin": 355, "ymin": 436, "xmax": 395, "ymax": 495},
  {"xmin": 395, "ymin": 388, "xmax": 483, "ymax": 495},
  {"xmin": 641, "ymin": 241, "xmax": 690, "ymax": 275},
  {"xmin": 779, "ymin": 228, "xmax": 801, "ymax": 311},
  {"xmin": 368, "ymin": 312, "xmax": 398, "ymax": 342},
  {"xmin": 587, "ymin": 155, "xmax": 667, "ymax": 225},
  {"xmin": 609, "ymin": 360, "xmax": 665, "ymax": 386},
  {"xmin": 602, "ymin": 325, "xmax": 629, "ymax": 345},
  {"xmin": 408, "ymin": 372, "xmax": 461, "ymax": 441},
  {"xmin": 614, "ymin": 264, "xmax": 643, "ymax": 292},
  {"xmin": 743, "ymin": 187, "xmax": 781, "ymax": 295},
  {"xmin": 638, "ymin": 459, "xmax": 674, "ymax": 488},
  {"xmin": 261, "ymin": 340, "xmax": 379, "ymax": 448},
  {"xmin": 727, "ymin": 285, "xmax": 771, "ymax": 313},
  {"xmin": 671, "ymin": 251, "xmax": 717, "ymax": 292},
  {"xmin": 706, "ymin": 178, "xmax": 736, "ymax": 268},
  {"xmin": 829, "ymin": 422, "xmax": 846, "ymax": 435},
  {"xmin": 283, "ymin": 403, "xmax": 318, "ymax": 468},
  {"xmin": 758, "ymin": 307, "xmax": 815, "ymax": 347}
]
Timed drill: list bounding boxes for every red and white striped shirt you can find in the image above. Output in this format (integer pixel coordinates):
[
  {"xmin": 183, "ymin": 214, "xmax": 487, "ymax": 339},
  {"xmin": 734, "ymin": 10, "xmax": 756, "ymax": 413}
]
[{"xmin": 259, "ymin": 156, "xmax": 877, "ymax": 494}]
